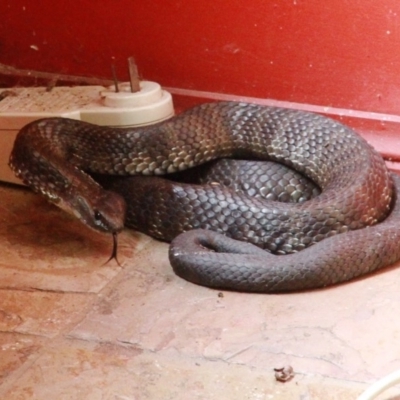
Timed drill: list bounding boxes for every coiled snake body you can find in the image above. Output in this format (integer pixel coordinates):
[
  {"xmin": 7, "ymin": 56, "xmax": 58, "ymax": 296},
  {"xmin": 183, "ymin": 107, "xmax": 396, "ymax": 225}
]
[{"xmin": 9, "ymin": 101, "xmax": 400, "ymax": 292}]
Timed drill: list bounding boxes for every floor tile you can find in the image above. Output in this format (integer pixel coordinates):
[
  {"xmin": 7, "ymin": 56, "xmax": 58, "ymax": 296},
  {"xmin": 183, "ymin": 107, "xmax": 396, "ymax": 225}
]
[
  {"xmin": 0, "ymin": 338, "xmax": 375, "ymax": 400},
  {"xmin": 0, "ymin": 289, "xmax": 95, "ymax": 337},
  {"xmin": 0, "ymin": 333, "xmax": 44, "ymax": 386}
]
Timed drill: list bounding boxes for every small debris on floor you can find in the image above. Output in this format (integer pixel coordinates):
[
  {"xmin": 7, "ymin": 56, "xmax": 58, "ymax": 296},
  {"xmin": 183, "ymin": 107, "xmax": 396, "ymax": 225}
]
[{"xmin": 274, "ymin": 365, "xmax": 294, "ymax": 382}]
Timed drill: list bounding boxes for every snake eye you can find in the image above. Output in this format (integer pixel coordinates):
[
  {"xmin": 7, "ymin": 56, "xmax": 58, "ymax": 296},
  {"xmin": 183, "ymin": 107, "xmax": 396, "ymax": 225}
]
[{"xmin": 94, "ymin": 210, "xmax": 103, "ymax": 224}]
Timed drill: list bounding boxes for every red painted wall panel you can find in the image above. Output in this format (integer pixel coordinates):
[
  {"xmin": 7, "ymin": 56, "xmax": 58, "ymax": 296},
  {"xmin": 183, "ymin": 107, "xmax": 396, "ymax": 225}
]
[{"xmin": 1, "ymin": 0, "xmax": 400, "ymax": 115}]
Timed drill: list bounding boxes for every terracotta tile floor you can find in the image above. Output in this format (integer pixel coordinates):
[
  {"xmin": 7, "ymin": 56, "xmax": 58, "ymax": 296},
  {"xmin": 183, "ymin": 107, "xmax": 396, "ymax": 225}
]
[{"xmin": 1, "ymin": 181, "xmax": 400, "ymax": 399}]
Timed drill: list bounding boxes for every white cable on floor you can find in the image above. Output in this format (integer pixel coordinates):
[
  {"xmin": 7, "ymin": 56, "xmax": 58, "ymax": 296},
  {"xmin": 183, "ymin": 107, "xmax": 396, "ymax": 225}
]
[{"xmin": 357, "ymin": 369, "xmax": 400, "ymax": 400}]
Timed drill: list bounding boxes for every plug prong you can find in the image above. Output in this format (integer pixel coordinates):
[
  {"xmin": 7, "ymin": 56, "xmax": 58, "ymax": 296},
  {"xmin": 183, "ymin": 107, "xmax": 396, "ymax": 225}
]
[
  {"xmin": 128, "ymin": 56, "xmax": 140, "ymax": 93},
  {"xmin": 111, "ymin": 64, "xmax": 119, "ymax": 92}
]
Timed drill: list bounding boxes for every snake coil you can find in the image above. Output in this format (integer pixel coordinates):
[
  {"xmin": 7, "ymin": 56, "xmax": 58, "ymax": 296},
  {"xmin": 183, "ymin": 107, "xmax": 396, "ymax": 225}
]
[{"xmin": 9, "ymin": 101, "xmax": 400, "ymax": 292}]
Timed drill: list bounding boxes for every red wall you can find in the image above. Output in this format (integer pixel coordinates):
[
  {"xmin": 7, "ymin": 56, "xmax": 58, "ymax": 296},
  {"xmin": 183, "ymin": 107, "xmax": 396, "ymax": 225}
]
[
  {"xmin": 2, "ymin": 0, "xmax": 400, "ymax": 166},
  {"xmin": 2, "ymin": 0, "xmax": 400, "ymax": 114}
]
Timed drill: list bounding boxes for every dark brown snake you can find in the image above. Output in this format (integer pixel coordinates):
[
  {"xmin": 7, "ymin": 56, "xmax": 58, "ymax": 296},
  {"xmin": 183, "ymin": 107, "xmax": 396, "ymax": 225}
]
[{"xmin": 9, "ymin": 101, "xmax": 400, "ymax": 292}]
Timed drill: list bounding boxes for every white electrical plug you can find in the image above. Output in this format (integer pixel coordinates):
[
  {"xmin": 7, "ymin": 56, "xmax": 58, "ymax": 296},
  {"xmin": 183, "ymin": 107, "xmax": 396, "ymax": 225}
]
[
  {"xmin": 0, "ymin": 81, "xmax": 174, "ymax": 184},
  {"xmin": 97, "ymin": 81, "xmax": 173, "ymax": 126}
]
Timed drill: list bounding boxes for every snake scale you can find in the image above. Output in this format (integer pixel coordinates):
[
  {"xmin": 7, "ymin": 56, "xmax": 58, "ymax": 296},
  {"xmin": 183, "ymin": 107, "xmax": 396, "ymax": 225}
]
[{"xmin": 9, "ymin": 101, "xmax": 400, "ymax": 292}]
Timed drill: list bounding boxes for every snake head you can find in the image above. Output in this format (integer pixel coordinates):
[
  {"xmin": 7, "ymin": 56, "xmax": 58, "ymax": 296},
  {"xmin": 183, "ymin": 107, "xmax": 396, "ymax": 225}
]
[{"xmin": 71, "ymin": 189, "xmax": 127, "ymax": 233}]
